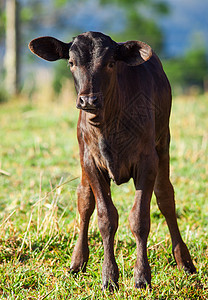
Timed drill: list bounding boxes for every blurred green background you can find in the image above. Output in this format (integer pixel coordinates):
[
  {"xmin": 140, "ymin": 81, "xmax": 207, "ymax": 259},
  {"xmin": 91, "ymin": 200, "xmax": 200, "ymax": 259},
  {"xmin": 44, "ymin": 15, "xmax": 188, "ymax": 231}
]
[
  {"xmin": 0, "ymin": 0, "xmax": 208, "ymax": 100},
  {"xmin": 0, "ymin": 2, "xmax": 207, "ymax": 298}
]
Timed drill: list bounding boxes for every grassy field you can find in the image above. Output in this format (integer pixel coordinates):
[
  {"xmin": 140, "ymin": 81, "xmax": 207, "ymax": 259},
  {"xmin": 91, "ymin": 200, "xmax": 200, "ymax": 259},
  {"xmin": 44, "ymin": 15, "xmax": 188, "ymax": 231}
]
[{"xmin": 0, "ymin": 89, "xmax": 207, "ymax": 299}]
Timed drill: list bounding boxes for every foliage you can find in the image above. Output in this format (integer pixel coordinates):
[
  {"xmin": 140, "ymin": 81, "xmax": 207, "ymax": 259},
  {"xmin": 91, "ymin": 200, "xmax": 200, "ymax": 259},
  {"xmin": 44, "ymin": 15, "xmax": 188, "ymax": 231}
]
[
  {"xmin": 164, "ymin": 47, "xmax": 208, "ymax": 94},
  {"xmin": 0, "ymin": 91, "xmax": 207, "ymax": 298},
  {"xmin": 183, "ymin": 48, "xmax": 208, "ymax": 87},
  {"xmin": 0, "ymin": 88, "xmax": 8, "ymax": 104}
]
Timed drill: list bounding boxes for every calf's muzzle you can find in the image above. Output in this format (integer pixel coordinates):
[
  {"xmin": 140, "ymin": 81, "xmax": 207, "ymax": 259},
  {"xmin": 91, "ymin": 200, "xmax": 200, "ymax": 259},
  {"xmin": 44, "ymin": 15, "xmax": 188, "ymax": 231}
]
[{"xmin": 76, "ymin": 95, "xmax": 100, "ymax": 112}]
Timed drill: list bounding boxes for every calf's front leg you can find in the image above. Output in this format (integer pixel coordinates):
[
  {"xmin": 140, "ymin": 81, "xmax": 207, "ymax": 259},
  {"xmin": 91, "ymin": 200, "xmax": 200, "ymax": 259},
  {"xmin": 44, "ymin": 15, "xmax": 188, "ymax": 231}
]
[
  {"xmin": 94, "ymin": 177, "xmax": 119, "ymax": 290},
  {"xmin": 70, "ymin": 171, "xmax": 95, "ymax": 273},
  {"xmin": 85, "ymin": 162, "xmax": 119, "ymax": 291},
  {"xmin": 129, "ymin": 156, "xmax": 158, "ymax": 288}
]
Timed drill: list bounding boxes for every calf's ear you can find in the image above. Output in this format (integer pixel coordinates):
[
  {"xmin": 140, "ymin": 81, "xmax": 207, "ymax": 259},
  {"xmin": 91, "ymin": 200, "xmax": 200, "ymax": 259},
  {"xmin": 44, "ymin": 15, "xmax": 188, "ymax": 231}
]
[
  {"xmin": 29, "ymin": 36, "xmax": 72, "ymax": 61},
  {"xmin": 115, "ymin": 41, "xmax": 152, "ymax": 66}
]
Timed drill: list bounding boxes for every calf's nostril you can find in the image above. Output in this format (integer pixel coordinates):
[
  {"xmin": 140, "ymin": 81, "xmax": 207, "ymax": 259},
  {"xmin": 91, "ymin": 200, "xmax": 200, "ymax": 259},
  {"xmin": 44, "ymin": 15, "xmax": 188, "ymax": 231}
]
[
  {"xmin": 93, "ymin": 97, "xmax": 98, "ymax": 104},
  {"xmin": 80, "ymin": 97, "xmax": 85, "ymax": 106},
  {"xmin": 90, "ymin": 96, "xmax": 98, "ymax": 105}
]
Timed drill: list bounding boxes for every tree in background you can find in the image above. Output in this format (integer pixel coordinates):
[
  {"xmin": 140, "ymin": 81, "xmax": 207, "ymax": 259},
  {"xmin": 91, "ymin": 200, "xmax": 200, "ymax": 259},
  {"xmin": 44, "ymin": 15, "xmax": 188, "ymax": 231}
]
[
  {"xmin": 0, "ymin": 3, "xmax": 5, "ymax": 43},
  {"xmin": 4, "ymin": 0, "xmax": 20, "ymax": 96}
]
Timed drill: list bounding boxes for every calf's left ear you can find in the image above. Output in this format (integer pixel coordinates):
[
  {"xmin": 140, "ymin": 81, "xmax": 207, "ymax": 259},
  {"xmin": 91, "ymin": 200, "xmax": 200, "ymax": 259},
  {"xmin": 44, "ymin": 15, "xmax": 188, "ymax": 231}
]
[
  {"xmin": 115, "ymin": 41, "xmax": 152, "ymax": 66},
  {"xmin": 29, "ymin": 36, "xmax": 72, "ymax": 61}
]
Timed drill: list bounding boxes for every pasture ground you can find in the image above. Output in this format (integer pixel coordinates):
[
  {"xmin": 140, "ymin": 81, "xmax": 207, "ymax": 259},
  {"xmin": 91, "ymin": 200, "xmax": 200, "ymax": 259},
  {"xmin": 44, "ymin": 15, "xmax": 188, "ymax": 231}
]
[{"xmin": 0, "ymin": 90, "xmax": 207, "ymax": 299}]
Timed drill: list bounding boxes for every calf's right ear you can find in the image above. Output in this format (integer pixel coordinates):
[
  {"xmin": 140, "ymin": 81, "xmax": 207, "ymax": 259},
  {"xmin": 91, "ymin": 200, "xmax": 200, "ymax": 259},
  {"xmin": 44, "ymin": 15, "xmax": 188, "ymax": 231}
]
[{"xmin": 29, "ymin": 36, "xmax": 72, "ymax": 61}]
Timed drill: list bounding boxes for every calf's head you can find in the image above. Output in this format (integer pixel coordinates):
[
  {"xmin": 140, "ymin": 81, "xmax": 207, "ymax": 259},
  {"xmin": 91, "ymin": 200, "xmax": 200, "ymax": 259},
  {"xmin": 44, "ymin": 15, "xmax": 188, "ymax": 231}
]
[{"xmin": 29, "ymin": 31, "xmax": 152, "ymax": 112}]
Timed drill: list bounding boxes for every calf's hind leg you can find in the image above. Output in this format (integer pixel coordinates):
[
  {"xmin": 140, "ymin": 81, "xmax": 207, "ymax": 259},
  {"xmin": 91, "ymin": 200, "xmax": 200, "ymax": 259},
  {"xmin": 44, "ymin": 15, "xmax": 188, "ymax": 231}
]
[
  {"xmin": 70, "ymin": 172, "xmax": 95, "ymax": 273},
  {"xmin": 154, "ymin": 150, "xmax": 196, "ymax": 273}
]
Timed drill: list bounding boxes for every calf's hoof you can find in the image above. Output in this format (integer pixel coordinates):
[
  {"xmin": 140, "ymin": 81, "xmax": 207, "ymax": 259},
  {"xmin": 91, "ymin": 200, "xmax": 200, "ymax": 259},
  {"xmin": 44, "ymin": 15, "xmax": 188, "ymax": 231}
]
[
  {"xmin": 173, "ymin": 243, "xmax": 196, "ymax": 274},
  {"xmin": 102, "ymin": 280, "xmax": 119, "ymax": 293},
  {"xmin": 102, "ymin": 260, "xmax": 119, "ymax": 292},
  {"xmin": 70, "ymin": 244, "xmax": 89, "ymax": 274},
  {"xmin": 135, "ymin": 279, "xmax": 151, "ymax": 290},
  {"xmin": 134, "ymin": 265, "xmax": 151, "ymax": 289},
  {"xmin": 70, "ymin": 261, "xmax": 87, "ymax": 274}
]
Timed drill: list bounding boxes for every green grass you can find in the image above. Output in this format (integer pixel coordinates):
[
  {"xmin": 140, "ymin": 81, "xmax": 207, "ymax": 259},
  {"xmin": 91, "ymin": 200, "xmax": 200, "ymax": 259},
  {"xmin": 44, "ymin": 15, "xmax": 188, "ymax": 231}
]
[{"xmin": 0, "ymin": 91, "xmax": 207, "ymax": 299}]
